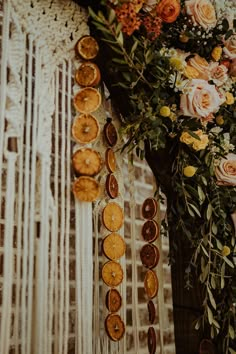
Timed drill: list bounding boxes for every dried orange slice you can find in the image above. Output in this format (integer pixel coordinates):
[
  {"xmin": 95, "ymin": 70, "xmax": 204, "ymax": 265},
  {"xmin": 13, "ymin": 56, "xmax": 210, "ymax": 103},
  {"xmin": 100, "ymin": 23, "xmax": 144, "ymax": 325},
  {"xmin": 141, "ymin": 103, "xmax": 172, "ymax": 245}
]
[
  {"xmin": 72, "ymin": 176, "xmax": 100, "ymax": 202},
  {"xmin": 74, "ymin": 87, "xmax": 101, "ymax": 114},
  {"xmin": 102, "ymin": 233, "xmax": 126, "ymax": 260},
  {"xmin": 142, "ymin": 198, "xmax": 158, "ymax": 220},
  {"xmin": 140, "ymin": 244, "xmax": 159, "ymax": 269},
  {"xmin": 148, "ymin": 300, "xmax": 156, "ymax": 324},
  {"xmin": 148, "ymin": 326, "xmax": 157, "ymax": 354},
  {"xmin": 144, "ymin": 270, "xmax": 159, "ymax": 299},
  {"xmin": 141, "ymin": 220, "xmax": 159, "ymax": 243},
  {"xmin": 105, "ymin": 148, "xmax": 116, "ymax": 173},
  {"xmin": 105, "ymin": 289, "xmax": 122, "ymax": 313},
  {"xmin": 102, "ymin": 202, "xmax": 124, "ymax": 232},
  {"xmin": 76, "ymin": 35, "xmax": 99, "ymax": 60},
  {"xmin": 104, "ymin": 120, "xmax": 118, "ymax": 147},
  {"xmin": 72, "ymin": 148, "xmax": 102, "ymax": 176},
  {"xmin": 72, "ymin": 114, "xmax": 100, "ymax": 144},
  {"xmin": 75, "ymin": 62, "xmax": 101, "ymax": 87},
  {"xmin": 105, "ymin": 314, "xmax": 125, "ymax": 342},
  {"xmin": 101, "ymin": 261, "xmax": 123, "ymax": 287},
  {"xmin": 106, "ymin": 174, "xmax": 119, "ymax": 199}
]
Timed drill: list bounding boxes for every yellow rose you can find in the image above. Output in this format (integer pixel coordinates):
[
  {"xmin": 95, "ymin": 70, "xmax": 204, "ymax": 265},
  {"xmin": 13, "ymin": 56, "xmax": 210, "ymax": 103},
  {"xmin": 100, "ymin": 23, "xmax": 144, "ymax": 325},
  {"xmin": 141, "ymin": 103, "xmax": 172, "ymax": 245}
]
[
  {"xmin": 160, "ymin": 106, "xmax": 171, "ymax": 117},
  {"xmin": 184, "ymin": 65, "xmax": 200, "ymax": 79},
  {"xmin": 225, "ymin": 92, "xmax": 235, "ymax": 105},
  {"xmin": 180, "ymin": 131, "xmax": 194, "ymax": 145},
  {"xmin": 211, "ymin": 46, "xmax": 222, "ymax": 61},
  {"xmin": 192, "ymin": 131, "xmax": 209, "ymax": 151},
  {"xmin": 183, "ymin": 166, "xmax": 197, "ymax": 177},
  {"xmin": 221, "ymin": 246, "xmax": 230, "ymax": 257}
]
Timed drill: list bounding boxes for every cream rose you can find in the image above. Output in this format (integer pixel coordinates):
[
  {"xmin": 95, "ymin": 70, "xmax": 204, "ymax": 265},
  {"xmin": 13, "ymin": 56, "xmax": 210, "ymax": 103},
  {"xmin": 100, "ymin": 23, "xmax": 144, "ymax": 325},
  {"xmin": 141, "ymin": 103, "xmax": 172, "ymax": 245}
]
[
  {"xmin": 180, "ymin": 79, "xmax": 223, "ymax": 120},
  {"xmin": 187, "ymin": 54, "xmax": 210, "ymax": 80},
  {"xmin": 209, "ymin": 62, "xmax": 228, "ymax": 86},
  {"xmin": 185, "ymin": 0, "xmax": 217, "ymax": 29},
  {"xmin": 230, "ymin": 58, "xmax": 236, "ymax": 77},
  {"xmin": 215, "ymin": 153, "xmax": 236, "ymax": 185},
  {"xmin": 223, "ymin": 34, "xmax": 236, "ymax": 59}
]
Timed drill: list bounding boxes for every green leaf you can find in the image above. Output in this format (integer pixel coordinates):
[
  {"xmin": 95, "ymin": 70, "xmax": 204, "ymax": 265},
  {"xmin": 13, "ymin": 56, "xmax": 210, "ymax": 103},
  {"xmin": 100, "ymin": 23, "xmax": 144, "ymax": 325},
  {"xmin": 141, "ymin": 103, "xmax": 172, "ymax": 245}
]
[
  {"xmin": 117, "ymin": 31, "xmax": 124, "ymax": 46},
  {"xmin": 207, "ymin": 306, "xmax": 213, "ymax": 325},
  {"xmin": 194, "ymin": 320, "xmax": 201, "ymax": 330},
  {"xmin": 109, "ymin": 45, "xmax": 124, "ymax": 55},
  {"xmin": 221, "ymin": 262, "xmax": 225, "ymax": 289},
  {"xmin": 229, "ymin": 325, "xmax": 235, "ymax": 339},
  {"xmin": 207, "ymin": 287, "xmax": 216, "ymax": 310},
  {"xmin": 207, "ymin": 204, "xmax": 213, "ymax": 220},
  {"xmin": 108, "ymin": 8, "xmax": 116, "ymax": 24},
  {"xmin": 198, "ymin": 185, "xmax": 205, "ymax": 204},
  {"xmin": 212, "ymin": 222, "xmax": 217, "ymax": 235},
  {"xmin": 130, "ymin": 40, "xmax": 139, "ymax": 55},
  {"xmin": 229, "ymin": 348, "xmax": 236, "ymax": 354},
  {"xmin": 88, "ymin": 7, "xmax": 105, "ymax": 24},
  {"xmin": 201, "ymin": 176, "xmax": 208, "ymax": 186},
  {"xmin": 189, "ymin": 203, "xmax": 201, "ymax": 217},
  {"xmin": 223, "ymin": 256, "xmax": 234, "ymax": 268},
  {"xmin": 112, "ymin": 58, "xmax": 127, "ymax": 65},
  {"xmin": 115, "ymin": 22, "xmax": 123, "ymax": 35},
  {"xmin": 212, "ymin": 319, "xmax": 220, "ymax": 329},
  {"xmin": 211, "ymin": 275, "xmax": 216, "ymax": 289}
]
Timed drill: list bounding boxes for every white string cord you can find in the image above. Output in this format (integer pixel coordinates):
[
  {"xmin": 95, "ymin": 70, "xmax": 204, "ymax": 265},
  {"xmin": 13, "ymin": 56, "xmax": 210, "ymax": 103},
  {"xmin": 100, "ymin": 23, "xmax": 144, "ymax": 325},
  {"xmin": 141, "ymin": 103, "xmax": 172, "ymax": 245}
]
[{"xmin": 0, "ymin": 153, "xmax": 17, "ymax": 354}]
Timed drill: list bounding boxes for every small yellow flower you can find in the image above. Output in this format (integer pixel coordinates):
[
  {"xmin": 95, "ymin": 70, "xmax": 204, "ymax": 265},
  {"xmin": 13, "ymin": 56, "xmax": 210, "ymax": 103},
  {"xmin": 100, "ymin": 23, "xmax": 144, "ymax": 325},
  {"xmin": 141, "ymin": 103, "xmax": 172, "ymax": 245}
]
[
  {"xmin": 211, "ymin": 46, "xmax": 222, "ymax": 61},
  {"xmin": 221, "ymin": 245, "xmax": 230, "ymax": 257},
  {"xmin": 216, "ymin": 115, "xmax": 224, "ymax": 125},
  {"xmin": 169, "ymin": 112, "xmax": 177, "ymax": 121},
  {"xmin": 179, "ymin": 33, "xmax": 189, "ymax": 43},
  {"xmin": 180, "ymin": 131, "xmax": 194, "ymax": 145},
  {"xmin": 183, "ymin": 166, "xmax": 197, "ymax": 177},
  {"xmin": 225, "ymin": 92, "xmax": 235, "ymax": 105},
  {"xmin": 169, "ymin": 57, "xmax": 184, "ymax": 72},
  {"xmin": 160, "ymin": 106, "xmax": 171, "ymax": 117}
]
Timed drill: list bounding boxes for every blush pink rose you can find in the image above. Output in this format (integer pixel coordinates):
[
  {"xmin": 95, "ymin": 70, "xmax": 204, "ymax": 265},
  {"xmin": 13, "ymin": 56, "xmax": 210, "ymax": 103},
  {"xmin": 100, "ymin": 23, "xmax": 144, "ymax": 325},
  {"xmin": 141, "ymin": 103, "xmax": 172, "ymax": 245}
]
[
  {"xmin": 223, "ymin": 34, "xmax": 236, "ymax": 59},
  {"xmin": 209, "ymin": 62, "xmax": 228, "ymax": 86},
  {"xmin": 230, "ymin": 58, "xmax": 236, "ymax": 77},
  {"xmin": 215, "ymin": 153, "xmax": 236, "ymax": 186},
  {"xmin": 180, "ymin": 79, "xmax": 223, "ymax": 120},
  {"xmin": 185, "ymin": 0, "xmax": 217, "ymax": 29}
]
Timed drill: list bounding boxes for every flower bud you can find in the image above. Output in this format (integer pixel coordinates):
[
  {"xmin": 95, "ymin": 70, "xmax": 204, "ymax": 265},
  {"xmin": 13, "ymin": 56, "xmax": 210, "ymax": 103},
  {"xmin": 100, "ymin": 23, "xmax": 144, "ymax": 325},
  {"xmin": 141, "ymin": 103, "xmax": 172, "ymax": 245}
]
[
  {"xmin": 183, "ymin": 166, "xmax": 197, "ymax": 177},
  {"xmin": 160, "ymin": 106, "xmax": 171, "ymax": 117}
]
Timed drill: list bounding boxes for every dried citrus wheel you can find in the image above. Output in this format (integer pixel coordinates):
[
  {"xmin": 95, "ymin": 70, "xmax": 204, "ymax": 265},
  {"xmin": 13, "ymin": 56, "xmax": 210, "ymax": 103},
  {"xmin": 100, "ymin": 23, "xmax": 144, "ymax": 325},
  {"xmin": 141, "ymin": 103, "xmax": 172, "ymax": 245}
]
[
  {"xmin": 76, "ymin": 35, "xmax": 99, "ymax": 60},
  {"xmin": 105, "ymin": 314, "xmax": 125, "ymax": 342},
  {"xmin": 72, "ymin": 114, "xmax": 100, "ymax": 144},
  {"xmin": 144, "ymin": 270, "xmax": 159, "ymax": 299},
  {"xmin": 105, "ymin": 289, "xmax": 122, "ymax": 313},
  {"xmin": 148, "ymin": 326, "xmax": 157, "ymax": 354},
  {"xmin": 74, "ymin": 87, "xmax": 101, "ymax": 114},
  {"xmin": 102, "ymin": 202, "xmax": 124, "ymax": 232},
  {"xmin": 102, "ymin": 233, "xmax": 126, "ymax": 260},
  {"xmin": 106, "ymin": 173, "xmax": 119, "ymax": 199},
  {"xmin": 72, "ymin": 148, "xmax": 102, "ymax": 176},
  {"xmin": 104, "ymin": 120, "xmax": 118, "ymax": 147},
  {"xmin": 141, "ymin": 220, "xmax": 159, "ymax": 243},
  {"xmin": 142, "ymin": 198, "xmax": 158, "ymax": 219},
  {"xmin": 72, "ymin": 176, "xmax": 100, "ymax": 202},
  {"xmin": 147, "ymin": 300, "xmax": 156, "ymax": 324},
  {"xmin": 101, "ymin": 261, "xmax": 123, "ymax": 287},
  {"xmin": 105, "ymin": 148, "xmax": 116, "ymax": 173},
  {"xmin": 75, "ymin": 62, "xmax": 101, "ymax": 87},
  {"xmin": 140, "ymin": 244, "xmax": 160, "ymax": 269}
]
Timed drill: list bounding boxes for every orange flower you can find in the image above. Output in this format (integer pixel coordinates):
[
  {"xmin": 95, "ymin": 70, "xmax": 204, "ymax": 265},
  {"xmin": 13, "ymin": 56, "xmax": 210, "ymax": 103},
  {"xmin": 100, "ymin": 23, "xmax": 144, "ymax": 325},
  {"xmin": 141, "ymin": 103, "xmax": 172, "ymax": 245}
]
[{"xmin": 156, "ymin": 0, "xmax": 180, "ymax": 23}]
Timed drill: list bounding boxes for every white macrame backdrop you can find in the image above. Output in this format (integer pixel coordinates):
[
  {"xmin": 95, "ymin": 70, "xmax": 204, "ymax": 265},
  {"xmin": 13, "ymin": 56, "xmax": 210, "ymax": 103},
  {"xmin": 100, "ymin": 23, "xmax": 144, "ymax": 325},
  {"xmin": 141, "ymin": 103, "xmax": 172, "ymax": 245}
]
[{"xmin": 0, "ymin": 1, "xmax": 174, "ymax": 354}]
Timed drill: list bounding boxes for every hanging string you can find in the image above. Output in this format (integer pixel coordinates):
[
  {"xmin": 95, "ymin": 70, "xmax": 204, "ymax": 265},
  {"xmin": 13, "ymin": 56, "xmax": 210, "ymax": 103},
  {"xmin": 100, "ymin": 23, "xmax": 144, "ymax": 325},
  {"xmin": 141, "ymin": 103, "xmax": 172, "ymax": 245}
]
[
  {"xmin": 0, "ymin": 152, "xmax": 17, "ymax": 354},
  {"xmin": 128, "ymin": 154, "xmax": 140, "ymax": 353}
]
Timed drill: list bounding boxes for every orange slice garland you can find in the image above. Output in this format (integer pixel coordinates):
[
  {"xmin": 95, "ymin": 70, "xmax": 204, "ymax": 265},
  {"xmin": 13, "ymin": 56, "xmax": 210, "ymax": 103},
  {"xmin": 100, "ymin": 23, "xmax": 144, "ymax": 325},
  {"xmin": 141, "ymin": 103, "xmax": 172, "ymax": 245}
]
[
  {"xmin": 142, "ymin": 197, "xmax": 158, "ymax": 220},
  {"xmin": 102, "ymin": 202, "xmax": 124, "ymax": 232},
  {"xmin": 105, "ymin": 289, "xmax": 122, "ymax": 313},
  {"xmin": 72, "ymin": 176, "xmax": 100, "ymax": 202},
  {"xmin": 102, "ymin": 233, "xmax": 126, "ymax": 260},
  {"xmin": 72, "ymin": 148, "xmax": 102, "ymax": 176},
  {"xmin": 72, "ymin": 114, "xmax": 100, "ymax": 144},
  {"xmin": 75, "ymin": 62, "xmax": 101, "ymax": 87},
  {"xmin": 144, "ymin": 269, "xmax": 159, "ymax": 299},
  {"xmin": 105, "ymin": 148, "xmax": 116, "ymax": 173},
  {"xmin": 105, "ymin": 173, "xmax": 119, "ymax": 199},
  {"xmin": 74, "ymin": 87, "xmax": 101, "ymax": 114},
  {"xmin": 101, "ymin": 260, "xmax": 123, "ymax": 287},
  {"xmin": 105, "ymin": 314, "xmax": 125, "ymax": 342},
  {"xmin": 76, "ymin": 35, "xmax": 99, "ymax": 60}
]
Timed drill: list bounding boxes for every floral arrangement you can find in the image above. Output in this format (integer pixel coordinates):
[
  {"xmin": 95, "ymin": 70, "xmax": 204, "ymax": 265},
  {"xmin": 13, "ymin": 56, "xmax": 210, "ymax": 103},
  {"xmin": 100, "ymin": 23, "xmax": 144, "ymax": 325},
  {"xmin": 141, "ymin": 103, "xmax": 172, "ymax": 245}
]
[{"xmin": 85, "ymin": 0, "xmax": 236, "ymax": 351}]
